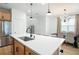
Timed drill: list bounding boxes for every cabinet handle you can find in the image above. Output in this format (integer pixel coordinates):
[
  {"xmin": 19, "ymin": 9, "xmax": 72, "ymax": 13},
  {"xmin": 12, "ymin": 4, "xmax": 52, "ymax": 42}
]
[{"xmin": 16, "ymin": 47, "xmax": 19, "ymax": 52}]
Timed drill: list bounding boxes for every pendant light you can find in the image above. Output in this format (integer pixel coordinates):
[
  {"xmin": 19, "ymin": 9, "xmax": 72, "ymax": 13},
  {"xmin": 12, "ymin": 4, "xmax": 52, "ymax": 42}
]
[
  {"xmin": 63, "ymin": 9, "xmax": 71, "ymax": 22},
  {"xmin": 30, "ymin": 3, "xmax": 33, "ymax": 20},
  {"xmin": 64, "ymin": 9, "xmax": 67, "ymax": 22},
  {"xmin": 46, "ymin": 3, "xmax": 52, "ymax": 15}
]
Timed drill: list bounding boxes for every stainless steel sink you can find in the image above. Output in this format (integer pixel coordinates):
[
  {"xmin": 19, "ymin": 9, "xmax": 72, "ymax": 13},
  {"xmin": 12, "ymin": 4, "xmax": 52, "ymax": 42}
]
[{"xmin": 19, "ymin": 36, "xmax": 34, "ymax": 41}]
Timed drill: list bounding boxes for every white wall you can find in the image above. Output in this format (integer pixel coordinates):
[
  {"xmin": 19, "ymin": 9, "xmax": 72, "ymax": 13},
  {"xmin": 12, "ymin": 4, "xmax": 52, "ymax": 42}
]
[
  {"xmin": 27, "ymin": 15, "xmax": 57, "ymax": 35},
  {"xmin": 12, "ymin": 8, "xmax": 27, "ymax": 34},
  {"xmin": 11, "ymin": 8, "xmax": 57, "ymax": 35},
  {"xmin": 26, "ymin": 15, "xmax": 46, "ymax": 35},
  {"xmin": 46, "ymin": 16, "xmax": 57, "ymax": 35}
]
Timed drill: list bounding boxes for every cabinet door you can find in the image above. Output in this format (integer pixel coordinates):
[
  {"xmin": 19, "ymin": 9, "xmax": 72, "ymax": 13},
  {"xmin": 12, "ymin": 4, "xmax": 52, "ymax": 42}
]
[
  {"xmin": 25, "ymin": 47, "xmax": 31, "ymax": 55},
  {"xmin": 25, "ymin": 47, "xmax": 38, "ymax": 55},
  {"xmin": 2, "ymin": 12, "xmax": 11, "ymax": 21},
  {"xmin": 14, "ymin": 40, "xmax": 24, "ymax": 55},
  {"xmin": 53, "ymin": 48, "xmax": 59, "ymax": 55}
]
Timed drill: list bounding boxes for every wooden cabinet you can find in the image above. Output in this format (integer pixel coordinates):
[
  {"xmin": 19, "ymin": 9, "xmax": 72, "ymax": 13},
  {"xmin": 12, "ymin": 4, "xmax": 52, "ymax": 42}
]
[
  {"xmin": 25, "ymin": 47, "xmax": 38, "ymax": 55},
  {"xmin": 13, "ymin": 39, "xmax": 38, "ymax": 55},
  {"xmin": 0, "ymin": 45, "xmax": 13, "ymax": 55},
  {"xmin": 14, "ymin": 40, "xmax": 25, "ymax": 55},
  {"xmin": 0, "ymin": 9, "xmax": 11, "ymax": 21},
  {"xmin": 2, "ymin": 12, "xmax": 11, "ymax": 21},
  {"xmin": 0, "ymin": 12, "xmax": 2, "ymax": 19}
]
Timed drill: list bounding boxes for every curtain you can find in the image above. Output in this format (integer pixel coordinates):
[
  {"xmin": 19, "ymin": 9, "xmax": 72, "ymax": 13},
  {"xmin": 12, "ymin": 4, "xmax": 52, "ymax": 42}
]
[
  {"xmin": 76, "ymin": 14, "xmax": 79, "ymax": 35},
  {"xmin": 57, "ymin": 17, "xmax": 61, "ymax": 37}
]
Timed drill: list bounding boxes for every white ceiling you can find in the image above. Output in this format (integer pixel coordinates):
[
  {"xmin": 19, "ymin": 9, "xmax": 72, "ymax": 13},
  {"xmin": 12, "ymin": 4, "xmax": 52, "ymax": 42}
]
[{"xmin": 0, "ymin": 3, "xmax": 79, "ymax": 16}]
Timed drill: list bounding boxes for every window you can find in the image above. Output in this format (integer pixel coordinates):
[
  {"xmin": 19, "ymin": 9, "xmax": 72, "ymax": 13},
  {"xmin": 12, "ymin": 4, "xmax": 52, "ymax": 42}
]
[{"xmin": 61, "ymin": 16, "xmax": 75, "ymax": 33}]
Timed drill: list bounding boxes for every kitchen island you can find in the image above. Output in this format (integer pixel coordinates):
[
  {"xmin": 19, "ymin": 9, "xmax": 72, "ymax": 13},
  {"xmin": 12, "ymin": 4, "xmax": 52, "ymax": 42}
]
[{"xmin": 11, "ymin": 33, "xmax": 65, "ymax": 55}]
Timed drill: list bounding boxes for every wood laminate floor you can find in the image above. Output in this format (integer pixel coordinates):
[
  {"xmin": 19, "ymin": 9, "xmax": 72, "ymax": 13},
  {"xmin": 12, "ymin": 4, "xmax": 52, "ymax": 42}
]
[{"xmin": 61, "ymin": 43, "xmax": 79, "ymax": 55}]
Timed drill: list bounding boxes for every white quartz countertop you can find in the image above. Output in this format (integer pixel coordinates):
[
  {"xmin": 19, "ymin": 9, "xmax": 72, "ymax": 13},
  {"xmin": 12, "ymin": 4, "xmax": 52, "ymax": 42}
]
[{"xmin": 11, "ymin": 33, "xmax": 65, "ymax": 55}]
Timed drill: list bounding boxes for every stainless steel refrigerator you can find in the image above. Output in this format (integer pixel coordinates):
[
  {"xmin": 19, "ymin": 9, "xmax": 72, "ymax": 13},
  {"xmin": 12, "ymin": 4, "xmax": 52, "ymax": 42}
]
[{"xmin": 0, "ymin": 21, "xmax": 11, "ymax": 47}]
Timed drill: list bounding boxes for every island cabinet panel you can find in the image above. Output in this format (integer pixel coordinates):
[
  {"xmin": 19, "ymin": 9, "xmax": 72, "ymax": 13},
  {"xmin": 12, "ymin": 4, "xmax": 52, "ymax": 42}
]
[
  {"xmin": 13, "ymin": 39, "xmax": 38, "ymax": 55},
  {"xmin": 53, "ymin": 48, "xmax": 60, "ymax": 55},
  {"xmin": 25, "ymin": 47, "xmax": 38, "ymax": 55},
  {"xmin": 14, "ymin": 40, "xmax": 25, "ymax": 55}
]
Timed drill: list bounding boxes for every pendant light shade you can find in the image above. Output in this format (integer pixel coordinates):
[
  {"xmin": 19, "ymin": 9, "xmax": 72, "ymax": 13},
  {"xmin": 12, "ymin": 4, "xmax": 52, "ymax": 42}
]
[
  {"xmin": 30, "ymin": 16, "xmax": 33, "ymax": 20},
  {"xmin": 60, "ymin": 9, "xmax": 71, "ymax": 22},
  {"xmin": 30, "ymin": 3, "xmax": 33, "ymax": 20},
  {"xmin": 64, "ymin": 9, "xmax": 67, "ymax": 22},
  {"xmin": 46, "ymin": 3, "xmax": 52, "ymax": 15}
]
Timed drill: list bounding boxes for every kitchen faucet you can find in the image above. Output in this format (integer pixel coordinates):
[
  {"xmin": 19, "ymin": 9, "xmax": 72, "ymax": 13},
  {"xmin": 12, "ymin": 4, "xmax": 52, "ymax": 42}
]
[
  {"xmin": 29, "ymin": 26, "xmax": 32, "ymax": 37},
  {"xmin": 26, "ymin": 25, "xmax": 35, "ymax": 38}
]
